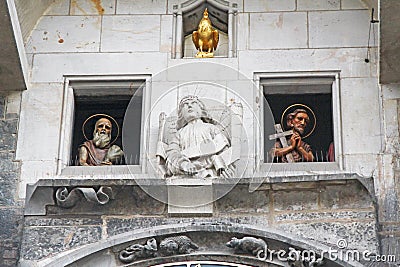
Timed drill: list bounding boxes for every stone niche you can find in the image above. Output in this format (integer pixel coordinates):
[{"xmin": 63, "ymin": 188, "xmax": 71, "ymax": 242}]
[{"xmin": 172, "ymin": 0, "xmax": 239, "ymax": 58}]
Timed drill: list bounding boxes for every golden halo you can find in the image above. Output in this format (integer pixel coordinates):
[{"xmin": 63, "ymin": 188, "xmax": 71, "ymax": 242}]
[
  {"xmin": 82, "ymin": 113, "xmax": 120, "ymax": 145},
  {"xmin": 280, "ymin": 103, "xmax": 316, "ymax": 139}
]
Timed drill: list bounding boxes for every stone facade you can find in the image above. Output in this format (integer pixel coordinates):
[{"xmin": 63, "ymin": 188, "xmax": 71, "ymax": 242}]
[
  {"xmin": 0, "ymin": 93, "xmax": 23, "ymax": 267},
  {"xmin": 1, "ymin": 0, "xmax": 400, "ymax": 266}
]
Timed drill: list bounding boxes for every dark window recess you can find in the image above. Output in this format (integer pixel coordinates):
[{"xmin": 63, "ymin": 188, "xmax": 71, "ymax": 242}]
[
  {"xmin": 263, "ymin": 81, "xmax": 334, "ymax": 163},
  {"xmin": 70, "ymin": 94, "xmax": 142, "ymax": 166}
]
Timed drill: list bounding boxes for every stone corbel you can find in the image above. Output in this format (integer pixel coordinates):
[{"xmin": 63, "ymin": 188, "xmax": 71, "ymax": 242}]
[
  {"xmin": 55, "ymin": 186, "xmax": 114, "ymax": 208},
  {"xmin": 24, "ymin": 181, "xmax": 116, "ymax": 215}
]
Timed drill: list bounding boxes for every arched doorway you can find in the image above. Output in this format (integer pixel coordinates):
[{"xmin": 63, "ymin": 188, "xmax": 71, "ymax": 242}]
[{"xmin": 34, "ymin": 224, "xmax": 354, "ymax": 267}]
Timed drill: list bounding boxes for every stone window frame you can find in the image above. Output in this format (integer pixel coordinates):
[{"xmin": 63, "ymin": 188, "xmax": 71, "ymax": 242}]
[
  {"xmin": 56, "ymin": 75, "xmax": 151, "ymax": 176},
  {"xmin": 254, "ymin": 71, "xmax": 344, "ymax": 173},
  {"xmin": 171, "ymin": 0, "xmax": 239, "ymax": 59}
]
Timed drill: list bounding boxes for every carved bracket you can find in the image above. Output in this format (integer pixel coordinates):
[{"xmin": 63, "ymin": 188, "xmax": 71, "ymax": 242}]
[
  {"xmin": 119, "ymin": 235, "xmax": 326, "ymax": 266},
  {"xmin": 226, "ymin": 236, "xmax": 325, "ymax": 267},
  {"xmin": 119, "ymin": 236, "xmax": 199, "ymax": 264},
  {"xmin": 55, "ymin": 186, "xmax": 114, "ymax": 208}
]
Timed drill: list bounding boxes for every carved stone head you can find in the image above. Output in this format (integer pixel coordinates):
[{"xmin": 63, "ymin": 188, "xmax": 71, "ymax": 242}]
[
  {"xmin": 286, "ymin": 109, "xmax": 310, "ymax": 135},
  {"xmin": 93, "ymin": 118, "xmax": 112, "ymax": 148},
  {"xmin": 177, "ymin": 95, "xmax": 209, "ymax": 129},
  {"xmin": 94, "ymin": 118, "xmax": 112, "ymax": 136}
]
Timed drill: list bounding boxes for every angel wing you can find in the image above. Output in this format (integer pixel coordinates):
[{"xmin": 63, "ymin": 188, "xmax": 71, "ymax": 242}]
[
  {"xmin": 212, "ymin": 29, "xmax": 219, "ymax": 50},
  {"xmin": 192, "ymin": 31, "xmax": 200, "ymax": 50}
]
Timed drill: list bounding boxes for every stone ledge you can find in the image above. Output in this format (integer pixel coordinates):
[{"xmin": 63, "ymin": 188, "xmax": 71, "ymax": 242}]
[
  {"xmin": 24, "ymin": 173, "xmax": 374, "ymax": 215},
  {"xmin": 29, "ymin": 172, "xmax": 370, "ymax": 186}
]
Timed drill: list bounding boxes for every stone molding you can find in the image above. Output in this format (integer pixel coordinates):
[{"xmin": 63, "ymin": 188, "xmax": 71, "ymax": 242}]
[
  {"xmin": 24, "ymin": 173, "xmax": 375, "ymax": 215},
  {"xmin": 19, "ymin": 223, "xmax": 364, "ymax": 267}
]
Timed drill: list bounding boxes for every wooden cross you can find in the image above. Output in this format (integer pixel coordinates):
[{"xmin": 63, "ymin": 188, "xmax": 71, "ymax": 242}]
[{"xmin": 269, "ymin": 124, "xmax": 294, "ymax": 163}]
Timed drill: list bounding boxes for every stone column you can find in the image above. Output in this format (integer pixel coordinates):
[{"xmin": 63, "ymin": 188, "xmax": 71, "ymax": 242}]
[
  {"xmin": 175, "ymin": 12, "xmax": 183, "ymax": 59},
  {"xmin": 228, "ymin": 10, "xmax": 234, "ymax": 58},
  {"xmin": 376, "ymin": 85, "xmax": 400, "ymax": 264},
  {"xmin": 172, "ymin": 12, "xmax": 177, "ymax": 59}
]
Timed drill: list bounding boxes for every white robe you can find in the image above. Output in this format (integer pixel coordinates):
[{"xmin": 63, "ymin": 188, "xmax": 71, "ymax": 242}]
[{"xmin": 166, "ymin": 119, "xmax": 229, "ymax": 177}]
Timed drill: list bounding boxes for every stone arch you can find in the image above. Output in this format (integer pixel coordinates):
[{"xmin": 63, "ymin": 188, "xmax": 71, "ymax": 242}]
[{"xmin": 31, "ymin": 223, "xmax": 359, "ymax": 267}]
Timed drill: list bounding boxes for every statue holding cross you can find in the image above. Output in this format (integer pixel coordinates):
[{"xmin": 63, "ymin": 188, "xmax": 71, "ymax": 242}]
[{"xmin": 269, "ymin": 108, "xmax": 314, "ymax": 163}]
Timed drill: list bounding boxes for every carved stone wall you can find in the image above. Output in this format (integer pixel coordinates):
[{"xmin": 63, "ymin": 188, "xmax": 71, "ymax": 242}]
[
  {"xmin": 19, "ymin": 177, "xmax": 378, "ymax": 266},
  {"xmin": 0, "ymin": 92, "xmax": 23, "ymax": 266}
]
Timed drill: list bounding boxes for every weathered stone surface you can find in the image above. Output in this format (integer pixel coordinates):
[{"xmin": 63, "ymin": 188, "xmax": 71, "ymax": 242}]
[
  {"xmin": 24, "ymin": 217, "xmax": 103, "ymax": 227},
  {"xmin": 319, "ymin": 181, "xmax": 373, "ymax": 209},
  {"xmin": 273, "ymin": 190, "xmax": 319, "ymax": 211},
  {"xmin": 25, "ymin": 16, "xmax": 101, "ymax": 53},
  {"xmin": 106, "ymin": 216, "xmax": 269, "ymax": 237},
  {"xmin": 278, "ymin": 221, "xmax": 378, "ymax": 252},
  {"xmin": 0, "ymin": 119, "xmax": 18, "ymax": 134},
  {"xmin": 46, "ymin": 186, "xmax": 166, "ymax": 215},
  {"xmin": 0, "ymin": 209, "xmax": 23, "ymax": 266},
  {"xmin": 271, "ymin": 182, "xmax": 318, "ymax": 190},
  {"xmin": 380, "ymin": 223, "xmax": 400, "ymax": 232},
  {"xmin": 0, "ymin": 134, "xmax": 17, "ymax": 150},
  {"xmin": 309, "ymin": 10, "xmax": 370, "ymax": 48},
  {"xmin": 380, "ymin": 236, "xmax": 400, "ymax": 264},
  {"xmin": 341, "ymin": 78, "xmax": 381, "ymax": 154},
  {"xmin": 0, "ymin": 240, "xmax": 20, "ymax": 267},
  {"xmin": 70, "ymin": 0, "xmax": 115, "ymax": 15},
  {"xmin": 216, "ymin": 185, "xmax": 269, "ymax": 214},
  {"xmin": 380, "ymin": 0, "xmax": 400, "ymax": 84},
  {"xmin": 160, "ymin": 15, "xmax": 173, "ymax": 53},
  {"xmin": 168, "ymin": 182, "xmax": 213, "ymax": 215},
  {"xmin": 244, "ymin": 0, "xmax": 295, "ymax": 12},
  {"xmin": 275, "ymin": 210, "xmax": 375, "ymax": 222},
  {"xmin": 0, "ymin": 209, "xmax": 23, "ymax": 240},
  {"xmin": 21, "ymin": 225, "xmax": 102, "ymax": 260},
  {"xmin": 249, "ymin": 12, "xmax": 307, "ymax": 49},
  {"xmin": 31, "ymin": 52, "xmax": 167, "ymax": 83},
  {"xmin": 238, "ymin": 48, "xmax": 377, "ymax": 79},
  {"xmin": 0, "ymin": 152, "xmax": 18, "ymax": 172},
  {"xmin": 0, "ymin": 124, "xmax": 17, "ymax": 151},
  {"xmin": 116, "ymin": 0, "xmax": 166, "ymax": 14},
  {"xmin": 4, "ymin": 91, "xmax": 20, "ymax": 115},
  {"xmin": 0, "ymin": 95, "xmax": 5, "ymax": 119},
  {"xmin": 101, "ymin": 15, "xmax": 161, "ymax": 52},
  {"xmin": 65, "ymin": 249, "xmax": 118, "ymax": 267},
  {"xmin": 0, "ymin": 175, "xmax": 18, "ymax": 206},
  {"xmin": 297, "ymin": 0, "xmax": 340, "ymax": 10},
  {"xmin": 0, "ymin": 91, "xmax": 22, "ymax": 266},
  {"xmin": 341, "ymin": 0, "xmax": 368, "ymax": 9},
  {"xmin": 44, "ymin": 0, "xmax": 70, "ymax": 15}
]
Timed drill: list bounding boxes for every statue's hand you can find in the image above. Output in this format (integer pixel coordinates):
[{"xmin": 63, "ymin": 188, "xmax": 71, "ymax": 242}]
[
  {"xmin": 295, "ymin": 134, "xmax": 302, "ymax": 148},
  {"xmin": 219, "ymin": 164, "xmax": 236, "ymax": 178},
  {"xmin": 105, "ymin": 145, "xmax": 124, "ymax": 164},
  {"xmin": 181, "ymin": 161, "xmax": 202, "ymax": 175}
]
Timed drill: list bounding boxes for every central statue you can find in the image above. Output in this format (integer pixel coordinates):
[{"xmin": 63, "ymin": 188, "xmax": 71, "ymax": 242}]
[
  {"xmin": 192, "ymin": 8, "xmax": 219, "ymax": 58},
  {"xmin": 158, "ymin": 96, "xmax": 237, "ymax": 178}
]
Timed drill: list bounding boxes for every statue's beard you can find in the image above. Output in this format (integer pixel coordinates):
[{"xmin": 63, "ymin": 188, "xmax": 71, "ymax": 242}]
[
  {"xmin": 93, "ymin": 132, "xmax": 111, "ymax": 148},
  {"xmin": 293, "ymin": 126, "xmax": 305, "ymax": 135}
]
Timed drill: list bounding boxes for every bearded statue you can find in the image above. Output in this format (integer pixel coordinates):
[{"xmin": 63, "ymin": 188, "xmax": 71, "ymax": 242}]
[{"xmin": 78, "ymin": 117, "xmax": 124, "ymax": 166}]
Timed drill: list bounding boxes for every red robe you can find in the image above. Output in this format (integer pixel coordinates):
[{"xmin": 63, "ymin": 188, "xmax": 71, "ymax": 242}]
[{"xmin": 79, "ymin": 140, "xmax": 110, "ymax": 166}]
